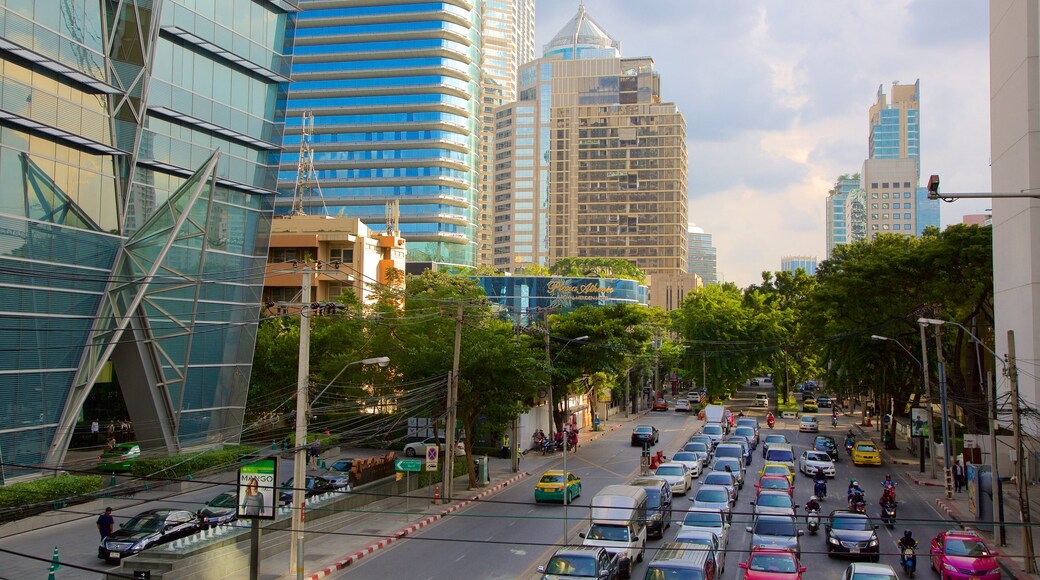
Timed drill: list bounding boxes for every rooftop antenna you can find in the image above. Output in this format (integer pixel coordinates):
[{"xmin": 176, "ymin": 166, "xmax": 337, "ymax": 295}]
[
  {"xmin": 385, "ymin": 199, "xmax": 400, "ymax": 236},
  {"xmin": 290, "ymin": 111, "xmax": 328, "ymax": 216}
]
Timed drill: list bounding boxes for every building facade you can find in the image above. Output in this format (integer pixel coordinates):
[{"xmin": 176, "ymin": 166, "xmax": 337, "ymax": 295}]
[
  {"xmin": 476, "ymin": 275, "xmax": 648, "ymax": 325},
  {"xmin": 0, "ymin": 0, "xmax": 297, "ymax": 480},
  {"xmin": 825, "ymin": 174, "xmax": 860, "ymax": 258},
  {"xmin": 648, "ymin": 271, "xmax": 701, "ymax": 311},
  {"xmin": 780, "ymin": 255, "xmax": 817, "ymax": 276},
  {"xmin": 492, "ymin": 5, "xmax": 688, "ymax": 276},
  {"xmin": 686, "ymin": 225, "xmax": 718, "ymax": 285}
]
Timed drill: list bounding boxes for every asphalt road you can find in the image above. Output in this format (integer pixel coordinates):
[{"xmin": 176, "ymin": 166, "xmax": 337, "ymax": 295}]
[{"xmin": 336, "ymin": 385, "xmax": 957, "ymax": 579}]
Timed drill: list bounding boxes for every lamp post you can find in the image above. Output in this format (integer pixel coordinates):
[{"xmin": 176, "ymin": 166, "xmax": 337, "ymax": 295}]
[
  {"xmin": 290, "ymin": 355, "xmax": 389, "ymax": 579},
  {"xmin": 871, "ymin": 335, "xmax": 924, "ymax": 471},
  {"xmin": 546, "ymin": 334, "xmax": 587, "ymax": 547},
  {"xmin": 918, "ymin": 318, "xmax": 955, "ymax": 498}
]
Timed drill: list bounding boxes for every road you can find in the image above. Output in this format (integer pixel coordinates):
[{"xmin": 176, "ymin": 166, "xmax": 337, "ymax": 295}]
[{"xmin": 336, "ymin": 384, "xmax": 957, "ymax": 579}]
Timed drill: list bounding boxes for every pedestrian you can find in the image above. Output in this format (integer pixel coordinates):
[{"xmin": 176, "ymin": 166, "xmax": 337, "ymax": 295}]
[
  {"xmin": 120, "ymin": 420, "xmax": 129, "ymax": 443},
  {"xmin": 90, "ymin": 418, "xmax": 100, "ymax": 446},
  {"xmin": 953, "ymin": 460, "xmax": 966, "ymax": 493},
  {"xmin": 107, "ymin": 420, "xmax": 116, "ymax": 442},
  {"xmin": 309, "ymin": 439, "xmax": 320, "ymax": 466},
  {"xmin": 96, "ymin": 507, "xmax": 115, "ymax": 540}
]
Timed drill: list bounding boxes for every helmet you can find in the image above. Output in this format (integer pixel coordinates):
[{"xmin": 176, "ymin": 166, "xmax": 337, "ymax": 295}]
[
  {"xmin": 809, "ymin": 495, "xmax": 818, "ymax": 502},
  {"xmin": 886, "ymin": 474, "xmax": 892, "ymax": 479},
  {"xmin": 904, "ymin": 530, "xmax": 913, "ymax": 538}
]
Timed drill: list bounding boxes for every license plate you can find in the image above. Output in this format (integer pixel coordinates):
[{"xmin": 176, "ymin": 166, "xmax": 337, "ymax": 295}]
[
  {"xmin": 850, "ymin": 547, "xmax": 859, "ymax": 553},
  {"xmin": 108, "ymin": 551, "xmax": 119, "ymax": 559}
]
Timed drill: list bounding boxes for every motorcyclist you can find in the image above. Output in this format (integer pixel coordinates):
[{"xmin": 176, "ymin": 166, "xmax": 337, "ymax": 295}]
[
  {"xmin": 847, "ymin": 479, "xmax": 861, "ymax": 497},
  {"xmin": 882, "ymin": 474, "xmax": 896, "ymax": 491},
  {"xmin": 880, "ymin": 486, "xmax": 897, "ymax": 507},
  {"xmin": 766, "ymin": 412, "xmax": 775, "ymax": 426},
  {"xmin": 813, "ymin": 469, "xmax": 828, "ymax": 497},
  {"xmin": 898, "ymin": 530, "xmax": 918, "ymax": 551},
  {"xmin": 805, "ymin": 495, "xmax": 821, "ymax": 513}
]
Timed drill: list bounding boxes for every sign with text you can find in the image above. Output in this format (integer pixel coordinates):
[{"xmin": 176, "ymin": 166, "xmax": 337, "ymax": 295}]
[
  {"xmin": 395, "ymin": 459, "xmax": 422, "ymax": 472},
  {"xmin": 237, "ymin": 458, "xmax": 276, "ymax": 520},
  {"xmin": 910, "ymin": 407, "xmax": 930, "ymax": 438}
]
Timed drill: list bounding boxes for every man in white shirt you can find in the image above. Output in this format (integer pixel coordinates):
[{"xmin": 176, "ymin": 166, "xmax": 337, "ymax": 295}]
[{"xmin": 90, "ymin": 419, "xmax": 100, "ymax": 445}]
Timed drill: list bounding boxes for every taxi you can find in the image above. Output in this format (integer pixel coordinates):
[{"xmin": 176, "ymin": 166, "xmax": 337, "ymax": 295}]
[
  {"xmin": 758, "ymin": 462, "xmax": 796, "ymax": 485},
  {"xmin": 929, "ymin": 529, "xmax": 1001, "ymax": 579},
  {"xmin": 534, "ymin": 470, "xmax": 582, "ymax": 503},
  {"xmin": 802, "ymin": 397, "xmax": 818, "ymax": 413},
  {"xmin": 850, "ymin": 441, "xmax": 882, "ymax": 466}
]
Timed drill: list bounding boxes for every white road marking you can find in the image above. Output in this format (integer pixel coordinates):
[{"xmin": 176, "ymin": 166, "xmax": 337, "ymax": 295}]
[{"xmin": 456, "ymin": 554, "xmax": 466, "ymax": 562}]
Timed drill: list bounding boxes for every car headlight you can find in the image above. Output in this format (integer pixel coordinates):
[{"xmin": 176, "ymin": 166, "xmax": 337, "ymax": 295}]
[
  {"xmin": 131, "ymin": 540, "xmax": 149, "ymax": 552},
  {"xmin": 868, "ymin": 538, "xmax": 879, "ymax": 546},
  {"xmin": 942, "ymin": 563, "xmax": 958, "ymax": 572},
  {"xmin": 829, "ymin": 536, "xmax": 840, "ymax": 545}
]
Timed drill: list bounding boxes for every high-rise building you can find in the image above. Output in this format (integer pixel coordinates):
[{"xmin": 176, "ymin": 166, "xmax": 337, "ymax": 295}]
[
  {"xmin": 0, "ymin": 0, "xmax": 297, "ymax": 479},
  {"xmin": 492, "ymin": 5, "xmax": 688, "ymax": 275},
  {"xmin": 781, "ymin": 255, "xmax": 818, "ymax": 276},
  {"xmin": 687, "ymin": 225, "xmax": 718, "ymax": 285},
  {"xmin": 825, "ymin": 174, "xmax": 860, "ymax": 257},
  {"xmin": 277, "ymin": 0, "xmax": 487, "ymax": 267}
]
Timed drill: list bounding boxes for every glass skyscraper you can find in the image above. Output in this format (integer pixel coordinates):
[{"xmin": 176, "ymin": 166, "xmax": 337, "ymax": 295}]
[
  {"xmin": 687, "ymin": 225, "xmax": 717, "ymax": 285},
  {"xmin": 781, "ymin": 255, "xmax": 817, "ymax": 276},
  {"xmin": 825, "ymin": 174, "xmax": 860, "ymax": 258},
  {"xmin": 0, "ymin": 0, "xmax": 296, "ymax": 479},
  {"xmin": 278, "ymin": 0, "xmax": 488, "ymax": 267}
]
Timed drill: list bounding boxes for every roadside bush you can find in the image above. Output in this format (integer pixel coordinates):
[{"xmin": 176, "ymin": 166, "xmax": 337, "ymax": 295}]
[
  {"xmin": 417, "ymin": 456, "xmax": 467, "ymax": 487},
  {"xmin": 0, "ymin": 475, "xmax": 103, "ymax": 509},
  {"xmin": 131, "ymin": 445, "xmax": 258, "ymax": 479}
]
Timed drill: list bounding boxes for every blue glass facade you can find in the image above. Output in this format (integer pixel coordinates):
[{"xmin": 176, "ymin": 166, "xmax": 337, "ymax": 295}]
[
  {"xmin": 916, "ymin": 185, "xmax": 940, "ymax": 235},
  {"xmin": 781, "ymin": 256, "xmax": 817, "ymax": 276},
  {"xmin": 826, "ymin": 175, "xmax": 860, "ymax": 258},
  {"xmin": 0, "ymin": 0, "xmax": 296, "ymax": 479},
  {"xmin": 277, "ymin": 0, "xmax": 484, "ymax": 267},
  {"xmin": 476, "ymin": 276, "xmax": 648, "ymax": 324}
]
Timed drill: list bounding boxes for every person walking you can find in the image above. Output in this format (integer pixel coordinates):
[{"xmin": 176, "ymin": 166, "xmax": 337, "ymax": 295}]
[
  {"xmin": 96, "ymin": 507, "xmax": 115, "ymax": 540},
  {"xmin": 953, "ymin": 460, "xmax": 966, "ymax": 493},
  {"xmin": 106, "ymin": 420, "xmax": 116, "ymax": 443},
  {"xmin": 119, "ymin": 420, "xmax": 129, "ymax": 443},
  {"xmin": 90, "ymin": 419, "xmax": 100, "ymax": 446},
  {"xmin": 309, "ymin": 439, "xmax": 320, "ymax": 467}
]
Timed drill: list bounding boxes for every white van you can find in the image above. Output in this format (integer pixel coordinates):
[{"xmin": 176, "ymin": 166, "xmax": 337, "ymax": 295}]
[
  {"xmin": 703, "ymin": 404, "xmax": 726, "ymax": 425},
  {"xmin": 581, "ymin": 484, "xmax": 648, "ymax": 567}
]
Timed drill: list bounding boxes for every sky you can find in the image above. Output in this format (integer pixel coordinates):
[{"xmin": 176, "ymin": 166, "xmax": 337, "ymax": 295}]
[{"xmin": 534, "ymin": 1, "xmax": 993, "ymax": 287}]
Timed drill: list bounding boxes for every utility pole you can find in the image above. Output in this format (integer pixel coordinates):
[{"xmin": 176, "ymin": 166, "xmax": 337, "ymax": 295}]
[
  {"xmin": 919, "ymin": 322, "xmax": 937, "ymax": 479},
  {"xmin": 1007, "ymin": 330, "xmax": 1036, "ymax": 573},
  {"xmin": 545, "ymin": 312, "xmax": 553, "ymax": 439},
  {"xmin": 934, "ymin": 325, "xmax": 953, "ymax": 498},
  {"xmin": 444, "ymin": 302, "xmax": 463, "ymax": 501},
  {"xmin": 988, "ymin": 372, "xmax": 1003, "ymax": 544},
  {"xmin": 701, "ymin": 352, "xmax": 706, "ymax": 394},
  {"xmin": 653, "ymin": 340, "xmax": 661, "ymax": 400},
  {"xmin": 289, "ymin": 269, "xmax": 312, "ymax": 579}
]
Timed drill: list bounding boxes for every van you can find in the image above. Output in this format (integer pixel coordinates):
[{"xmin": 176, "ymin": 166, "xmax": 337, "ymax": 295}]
[
  {"xmin": 581, "ymin": 484, "xmax": 648, "ymax": 567},
  {"xmin": 643, "ymin": 541, "xmax": 718, "ymax": 580},
  {"xmin": 703, "ymin": 405, "xmax": 726, "ymax": 425},
  {"xmin": 763, "ymin": 443, "xmax": 795, "ymax": 469},
  {"xmin": 628, "ymin": 476, "xmax": 673, "ymax": 539}
]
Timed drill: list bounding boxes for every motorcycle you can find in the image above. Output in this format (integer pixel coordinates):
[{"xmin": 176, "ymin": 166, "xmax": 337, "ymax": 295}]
[
  {"xmin": 900, "ymin": 545, "xmax": 917, "ymax": 577},
  {"xmin": 845, "ymin": 438, "xmax": 855, "ymax": 455},
  {"xmin": 851, "ymin": 497, "xmax": 866, "ymax": 514},
  {"xmin": 541, "ymin": 439, "xmax": 562, "ymax": 455},
  {"xmin": 767, "ymin": 417, "xmax": 775, "ymax": 429},
  {"xmin": 806, "ymin": 509, "xmax": 820, "ymax": 535},
  {"xmin": 881, "ymin": 501, "xmax": 897, "ymax": 529},
  {"xmin": 814, "ymin": 480, "xmax": 828, "ymax": 499},
  {"xmin": 831, "ymin": 416, "xmax": 839, "ymax": 428}
]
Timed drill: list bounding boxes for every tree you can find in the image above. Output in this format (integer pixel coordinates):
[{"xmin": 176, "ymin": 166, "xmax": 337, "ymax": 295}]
[{"xmin": 549, "ymin": 257, "xmax": 647, "ymax": 284}]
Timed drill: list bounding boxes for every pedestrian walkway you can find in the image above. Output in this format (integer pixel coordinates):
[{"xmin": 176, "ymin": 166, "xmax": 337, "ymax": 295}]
[{"xmin": 849, "ymin": 421, "xmax": 1036, "ymax": 579}]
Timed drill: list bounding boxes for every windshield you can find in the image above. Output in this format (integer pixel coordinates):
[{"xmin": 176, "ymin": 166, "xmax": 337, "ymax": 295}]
[
  {"xmin": 715, "ymin": 446, "xmax": 741, "ymax": 458},
  {"xmin": 816, "ymin": 438, "xmax": 835, "ymax": 447},
  {"xmin": 758, "ymin": 494, "xmax": 792, "ymax": 508},
  {"xmin": 123, "ymin": 514, "xmax": 166, "ymax": 533},
  {"xmin": 544, "ymin": 555, "xmax": 597, "ymax": 577},
  {"xmin": 208, "ymin": 494, "xmax": 237, "ymax": 508},
  {"xmin": 656, "ymin": 466, "xmax": 683, "ymax": 476},
  {"xmin": 765, "ymin": 436, "xmax": 787, "ymax": 445},
  {"xmin": 586, "ymin": 524, "xmax": 629, "ymax": 542},
  {"xmin": 715, "ymin": 459, "xmax": 740, "ymax": 472},
  {"xmin": 645, "ymin": 566, "xmax": 706, "ymax": 580},
  {"xmin": 704, "ymin": 475, "xmax": 732, "ymax": 487},
  {"xmin": 736, "ymin": 428, "xmax": 754, "ymax": 438},
  {"xmin": 539, "ymin": 474, "xmax": 564, "ymax": 484},
  {"xmin": 738, "ymin": 419, "xmax": 757, "ymax": 428},
  {"xmin": 766, "ymin": 449, "xmax": 794, "ymax": 462},
  {"xmin": 754, "ymin": 518, "xmax": 797, "ymax": 536},
  {"xmin": 856, "ymin": 445, "xmax": 877, "ymax": 453},
  {"xmin": 683, "ymin": 511, "xmax": 723, "ymax": 528},
  {"xmin": 673, "ymin": 453, "xmax": 699, "ymax": 462},
  {"xmin": 761, "ymin": 479, "xmax": 788, "ymax": 490},
  {"xmin": 802, "ymin": 417, "xmax": 816, "ymax": 423},
  {"xmin": 643, "ymin": 488, "xmax": 661, "ymax": 509},
  {"xmin": 832, "ymin": 515, "xmax": 870, "ymax": 530},
  {"xmin": 635, "ymin": 426, "xmax": 653, "ymax": 434},
  {"xmin": 696, "ymin": 489, "xmax": 728, "ymax": 503},
  {"xmin": 944, "ymin": 538, "xmax": 991, "ymax": 557},
  {"xmin": 703, "ymin": 425, "xmax": 722, "ymax": 435},
  {"xmin": 749, "ymin": 553, "xmax": 797, "ymax": 573},
  {"xmin": 846, "ymin": 575, "xmax": 897, "ymax": 580},
  {"xmin": 807, "ymin": 453, "xmax": 830, "ymax": 462},
  {"xmin": 764, "ymin": 467, "xmax": 788, "ymax": 477},
  {"xmin": 685, "ymin": 443, "xmax": 708, "ymax": 453}
]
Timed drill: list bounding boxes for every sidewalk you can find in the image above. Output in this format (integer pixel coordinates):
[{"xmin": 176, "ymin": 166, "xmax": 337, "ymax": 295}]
[{"xmin": 849, "ymin": 421, "xmax": 1036, "ymax": 579}]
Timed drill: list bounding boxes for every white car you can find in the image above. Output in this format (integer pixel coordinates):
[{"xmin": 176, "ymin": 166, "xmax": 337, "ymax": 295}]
[
  {"xmin": 654, "ymin": 462, "xmax": 692, "ymax": 495},
  {"xmin": 692, "ymin": 485, "xmax": 733, "ymax": 522},
  {"xmin": 689, "ymin": 392, "xmax": 702, "ymax": 404},
  {"xmin": 750, "ymin": 490, "xmax": 796, "ymax": 516},
  {"xmin": 798, "ymin": 416, "xmax": 819, "ymax": 433},
  {"xmin": 403, "ymin": 437, "xmax": 465, "ymax": 458},
  {"xmin": 674, "ymin": 529, "xmax": 726, "ymax": 573},
  {"xmin": 841, "ymin": 562, "xmax": 900, "ymax": 580},
  {"xmin": 679, "ymin": 507, "xmax": 730, "ymax": 551},
  {"xmin": 670, "ymin": 452, "xmax": 703, "ymax": 478},
  {"xmin": 755, "ymin": 393, "xmax": 769, "ymax": 407},
  {"xmin": 675, "ymin": 399, "xmax": 692, "ymax": 412},
  {"xmin": 798, "ymin": 450, "xmax": 836, "ymax": 477}
]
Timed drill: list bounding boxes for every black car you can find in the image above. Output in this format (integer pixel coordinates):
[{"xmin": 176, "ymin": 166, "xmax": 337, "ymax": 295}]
[
  {"xmin": 279, "ymin": 475, "xmax": 337, "ymax": 505},
  {"xmin": 197, "ymin": 492, "xmax": 238, "ymax": 527},
  {"xmin": 825, "ymin": 510, "xmax": 880, "ymax": 561},
  {"xmin": 629, "ymin": 476, "xmax": 673, "ymax": 539},
  {"xmin": 631, "ymin": 425, "xmax": 660, "ymax": 446},
  {"xmin": 99, "ymin": 509, "xmax": 201, "ymax": 561},
  {"xmin": 814, "ymin": 435, "xmax": 841, "ymax": 461},
  {"xmin": 538, "ymin": 546, "xmax": 623, "ymax": 579}
]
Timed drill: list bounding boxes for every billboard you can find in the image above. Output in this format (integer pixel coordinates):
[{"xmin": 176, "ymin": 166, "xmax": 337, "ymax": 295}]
[
  {"xmin": 237, "ymin": 458, "xmax": 277, "ymax": 520},
  {"xmin": 910, "ymin": 407, "xmax": 930, "ymax": 438}
]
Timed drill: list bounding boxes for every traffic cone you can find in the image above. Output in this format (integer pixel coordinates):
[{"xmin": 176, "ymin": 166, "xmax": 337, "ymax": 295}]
[
  {"xmin": 51, "ymin": 546, "xmax": 59, "ymax": 570},
  {"xmin": 109, "ymin": 474, "xmax": 116, "ymax": 487},
  {"xmin": 432, "ymin": 484, "xmax": 440, "ymax": 505}
]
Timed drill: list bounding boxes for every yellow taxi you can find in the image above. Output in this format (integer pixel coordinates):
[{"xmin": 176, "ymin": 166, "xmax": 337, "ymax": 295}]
[
  {"xmin": 802, "ymin": 397, "xmax": 818, "ymax": 412},
  {"xmin": 534, "ymin": 470, "xmax": 582, "ymax": 503},
  {"xmin": 758, "ymin": 462, "xmax": 796, "ymax": 485},
  {"xmin": 851, "ymin": 441, "xmax": 882, "ymax": 466}
]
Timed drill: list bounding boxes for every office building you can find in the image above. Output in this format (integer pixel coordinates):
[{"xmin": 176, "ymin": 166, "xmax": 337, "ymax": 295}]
[
  {"xmin": 277, "ymin": 0, "xmax": 486, "ymax": 268},
  {"xmin": 492, "ymin": 5, "xmax": 688, "ymax": 275},
  {"xmin": 0, "ymin": 0, "xmax": 297, "ymax": 480},
  {"xmin": 687, "ymin": 225, "xmax": 718, "ymax": 285},
  {"xmin": 863, "ymin": 80, "xmax": 921, "ymax": 239},
  {"xmin": 648, "ymin": 271, "xmax": 702, "ymax": 311},
  {"xmin": 962, "ymin": 213, "xmax": 991, "ymax": 227},
  {"xmin": 825, "ymin": 174, "xmax": 859, "ymax": 258},
  {"xmin": 781, "ymin": 255, "xmax": 817, "ymax": 276}
]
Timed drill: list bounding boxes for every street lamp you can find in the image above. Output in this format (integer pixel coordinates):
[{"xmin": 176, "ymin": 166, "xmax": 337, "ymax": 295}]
[
  {"xmin": 872, "ymin": 335, "xmax": 926, "ymax": 473},
  {"xmin": 291, "ymin": 355, "xmax": 389, "ymax": 579}
]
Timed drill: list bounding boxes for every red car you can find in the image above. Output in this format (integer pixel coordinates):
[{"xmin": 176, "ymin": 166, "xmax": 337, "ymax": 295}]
[
  {"xmin": 755, "ymin": 475, "xmax": 794, "ymax": 497},
  {"xmin": 652, "ymin": 399, "xmax": 669, "ymax": 411},
  {"xmin": 739, "ymin": 547, "xmax": 805, "ymax": 580},
  {"xmin": 929, "ymin": 529, "xmax": 1001, "ymax": 579}
]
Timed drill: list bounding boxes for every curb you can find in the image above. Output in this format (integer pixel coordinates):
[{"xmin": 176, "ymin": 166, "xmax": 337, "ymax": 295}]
[
  {"xmin": 306, "ymin": 471, "xmax": 531, "ymax": 580},
  {"xmin": 904, "ymin": 471, "xmax": 945, "ymax": 487}
]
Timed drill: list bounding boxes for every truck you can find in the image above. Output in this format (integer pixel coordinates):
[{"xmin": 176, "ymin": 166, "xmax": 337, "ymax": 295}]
[
  {"xmin": 703, "ymin": 404, "xmax": 726, "ymax": 425},
  {"xmin": 581, "ymin": 484, "xmax": 648, "ymax": 571}
]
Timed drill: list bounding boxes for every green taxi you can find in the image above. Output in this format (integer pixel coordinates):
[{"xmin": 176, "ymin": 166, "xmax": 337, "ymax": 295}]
[
  {"xmin": 97, "ymin": 443, "xmax": 141, "ymax": 472},
  {"xmin": 534, "ymin": 470, "xmax": 581, "ymax": 503}
]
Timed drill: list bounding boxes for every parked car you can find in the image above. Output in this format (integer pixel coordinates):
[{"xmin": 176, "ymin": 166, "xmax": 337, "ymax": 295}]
[
  {"xmin": 537, "ymin": 545, "xmax": 622, "ymax": 580},
  {"xmin": 535, "ymin": 470, "xmax": 582, "ymax": 503},
  {"xmin": 799, "ymin": 416, "xmax": 819, "ymax": 433},
  {"xmin": 814, "ymin": 435, "xmax": 840, "ymax": 461},
  {"xmin": 652, "ymin": 399, "xmax": 669, "ymax": 411},
  {"xmin": 762, "ymin": 434, "xmax": 789, "ymax": 457},
  {"xmin": 98, "ymin": 509, "xmax": 201, "ymax": 561},
  {"xmin": 750, "ymin": 490, "xmax": 797, "ymax": 516},
  {"xmin": 755, "ymin": 393, "xmax": 769, "ymax": 407},
  {"xmin": 654, "ymin": 462, "xmax": 692, "ymax": 495},
  {"xmin": 689, "ymin": 392, "xmax": 702, "ymax": 404},
  {"xmin": 675, "ymin": 398, "xmax": 692, "ymax": 412},
  {"xmin": 851, "ymin": 442, "xmax": 882, "ymax": 466},
  {"xmin": 751, "ymin": 378, "xmax": 761, "ymax": 386},
  {"xmin": 840, "ymin": 562, "xmax": 899, "ymax": 580},
  {"xmin": 96, "ymin": 443, "xmax": 141, "ymax": 472},
  {"xmin": 629, "ymin": 476, "xmax": 673, "ymax": 539},
  {"xmin": 739, "ymin": 547, "xmax": 806, "ymax": 580},
  {"xmin": 197, "ymin": 492, "xmax": 238, "ymax": 528},
  {"xmin": 327, "ymin": 458, "xmax": 353, "ymax": 474},
  {"xmin": 403, "ymin": 437, "xmax": 465, "ymax": 458},
  {"xmin": 670, "ymin": 452, "xmax": 703, "ymax": 478},
  {"xmin": 929, "ymin": 529, "xmax": 1001, "ymax": 579},
  {"xmin": 799, "ymin": 450, "xmax": 836, "ymax": 477},
  {"xmin": 692, "ymin": 485, "xmax": 733, "ymax": 522},
  {"xmin": 631, "ymin": 424, "xmax": 660, "ymax": 446},
  {"xmin": 825, "ymin": 510, "xmax": 880, "ymax": 561},
  {"xmin": 746, "ymin": 514, "xmax": 803, "ymax": 558},
  {"xmin": 278, "ymin": 475, "xmax": 336, "ymax": 506}
]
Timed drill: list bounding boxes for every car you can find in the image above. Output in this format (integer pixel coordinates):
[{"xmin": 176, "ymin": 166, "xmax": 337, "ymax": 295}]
[
  {"xmin": 687, "ymin": 434, "xmax": 715, "ymax": 452},
  {"xmin": 629, "ymin": 476, "xmax": 673, "ymax": 539},
  {"xmin": 679, "ymin": 507, "xmax": 730, "ymax": 552},
  {"xmin": 681, "ymin": 441, "xmax": 711, "ymax": 466},
  {"xmin": 825, "ymin": 510, "xmax": 880, "ymax": 561},
  {"xmin": 713, "ymin": 442, "xmax": 745, "ymax": 466},
  {"xmin": 762, "ymin": 434, "xmax": 789, "ymax": 458},
  {"xmin": 851, "ymin": 441, "xmax": 882, "ymax": 466},
  {"xmin": 799, "ymin": 416, "xmax": 819, "ymax": 433},
  {"xmin": 327, "ymin": 458, "xmax": 353, "ymax": 474},
  {"xmin": 818, "ymin": 396, "xmax": 832, "ymax": 408},
  {"xmin": 403, "ymin": 437, "xmax": 466, "ymax": 458},
  {"xmin": 814, "ymin": 435, "xmax": 841, "ymax": 461},
  {"xmin": 840, "ymin": 562, "xmax": 900, "ymax": 580},
  {"xmin": 675, "ymin": 399, "xmax": 692, "ymax": 412},
  {"xmin": 96, "ymin": 443, "xmax": 141, "ymax": 472},
  {"xmin": 736, "ymin": 418, "xmax": 760, "ymax": 440},
  {"xmin": 722, "ymin": 436, "xmax": 753, "ymax": 465},
  {"xmin": 692, "ymin": 485, "xmax": 733, "ymax": 521},
  {"xmin": 689, "ymin": 392, "xmax": 702, "ymax": 404},
  {"xmin": 929, "ymin": 529, "xmax": 1001, "ymax": 579},
  {"xmin": 735, "ymin": 426, "xmax": 759, "ymax": 448},
  {"xmin": 631, "ymin": 425, "xmax": 660, "ymax": 446},
  {"xmin": 98, "ymin": 508, "xmax": 202, "ymax": 561},
  {"xmin": 711, "ymin": 457, "xmax": 745, "ymax": 489},
  {"xmin": 701, "ymin": 423, "xmax": 725, "ymax": 447},
  {"xmin": 670, "ymin": 452, "xmax": 703, "ymax": 478},
  {"xmin": 802, "ymin": 397, "xmax": 818, "ymax": 413},
  {"xmin": 746, "ymin": 514, "xmax": 803, "ymax": 558},
  {"xmin": 755, "ymin": 393, "xmax": 769, "ymax": 407},
  {"xmin": 799, "ymin": 450, "xmax": 837, "ymax": 477},
  {"xmin": 535, "ymin": 470, "xmax": 582, "ymax": 503},
  {"xmin": 278, "ymin": 474, "xmax": 337, "ymax": 505},
  {"xmin": 701, "ymin": 471, "xmax": 739, "ymax": 503},
  {"xmin": 652, "ymin": 399, "xmax": 669, "ymax": 411},
  {"xmin": 674, "ymin": 528, "xmax": 726, "ymax": 573},
  {"xmin": 758, "ymin": 462, "xmax": 796, "ymax": 485},
  {"xmin": 197, "ymin": 492, "xmax": 238, "ymax": 528},
  {"xmin": 318, "ymin": 469, "xmax": 351, "ymax": 491},
  {"xmin": 751, "ymin": 378, "xmax": 761, "ymax": 386},
  {"xmin": 739, "ymin": 547, "xmax": 806, "ymax": 580},
  {"xmin": 537, "ymin": 545, "xmax": 622, "ymax": 580},
  {"xmin": 763, "ymin": 376, "xmax": 773, "ymax": 384},
  {"xmin": 750, "ymin": 490, "xmax": 797, "ymax": 516},
  {"xmin": 755, "ymin": 474, "xmax": 794, "ymax": 497},
  {"xmin": 654, "ymin": 462, "xmax": 692, "ymax": 495}
]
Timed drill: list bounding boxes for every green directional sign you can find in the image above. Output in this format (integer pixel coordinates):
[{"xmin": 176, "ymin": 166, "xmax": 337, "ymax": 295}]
[{"xmin": 395, "ymin": 459, "xmax": 422, "ymax": 472}]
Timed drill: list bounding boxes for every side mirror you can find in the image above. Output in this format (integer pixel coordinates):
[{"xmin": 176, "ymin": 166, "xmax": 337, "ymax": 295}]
[
  {"xmin": 738, "ymin": 563, "xmax": 749, "ymax": 569},
  {"xmin": 797, "ymin": 530, "xmax": 805, "ymax": 536},
  {"xmin": 536, "ymin": 566, "xmax": 545, "ymax": 573},
  {"xmin": 749, "ymin": 501, "xmax": 756, "ymax": 506},
  {"xmin": 745, "ymin": 526, "xmax": 753, "ymax": 533},
  {"xmin": 579, "ymin": 532, "xmax": 586, "ymax": 539},
  {"xmin": 799, "ymin": 567, "xmax": 807, "ymax": 573}
]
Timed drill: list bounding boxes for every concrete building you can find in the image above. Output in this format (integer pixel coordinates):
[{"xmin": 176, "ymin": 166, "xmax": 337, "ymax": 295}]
[
  {"xmin": 491, "ymin": 5, "xmax": 688, "ymax": 276},
  {"xmin": 648, "ymin": 272, "xmax": 702, "ymax": 311},
  {"xmin": 0, "ymin": 0, "xmax": 297, "ymax": 480},
  {"xmin": 687, "ymin": 225, "xmax": 718, "ymax": 285},
  {"xmin": 862, "ymin": 158, "xmax": 920, "ymax": 237},
  {"xmin": 780, "ymin": 256, "xmax": 818, "ymax": 276},
  {"xmin": 961, "ymin": 213, "xmax": 991, "ymax": 227}
]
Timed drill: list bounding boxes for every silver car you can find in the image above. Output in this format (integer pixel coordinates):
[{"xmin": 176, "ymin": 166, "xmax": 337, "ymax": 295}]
[
  {"xmin": 701, "ymin": 471, "xmax": 738, "ymax": 503},
  {"xmin": 674, "ymin": 529, "xmax": 726, "ymax": 573},
  {"xmin": 692, "ymin": 485, "xmax": 733, "ymax": 522},
  {"xmin": 711, "ymin": 457, "xmax": 745, "ymax": 489},
  {"xmin": 745, "ymin": 514, "xmax": 803, "ymax": 558},
  {"xmin": 680, "ymin": 507, "xmax": 729, "ymax": 553},
  {"xmin": 750, "ymin": 490, "xmax": 796, "ymax": 516}
]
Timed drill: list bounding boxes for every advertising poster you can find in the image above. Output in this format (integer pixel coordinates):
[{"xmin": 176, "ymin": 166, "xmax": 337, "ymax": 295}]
[
  {"xmin": 237, "ymin": 458, "xmax": 277, "ymax": 520},
  {"xmin": 966, "ymin": 463, "xmax": 978, "ymax": 515},
  {"xmin": 910, "ymin": 407, "xmax": 930, "ymax": 438}
]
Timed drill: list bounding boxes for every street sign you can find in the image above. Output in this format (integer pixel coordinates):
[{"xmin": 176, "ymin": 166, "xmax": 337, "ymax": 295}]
[
  {"xmin": 395, "ymin": 459, "xmax": 422, "ymax": 472},
  {"xmin": 426, "ymin": 445, "xmax": 439, "ymax": 471}
]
